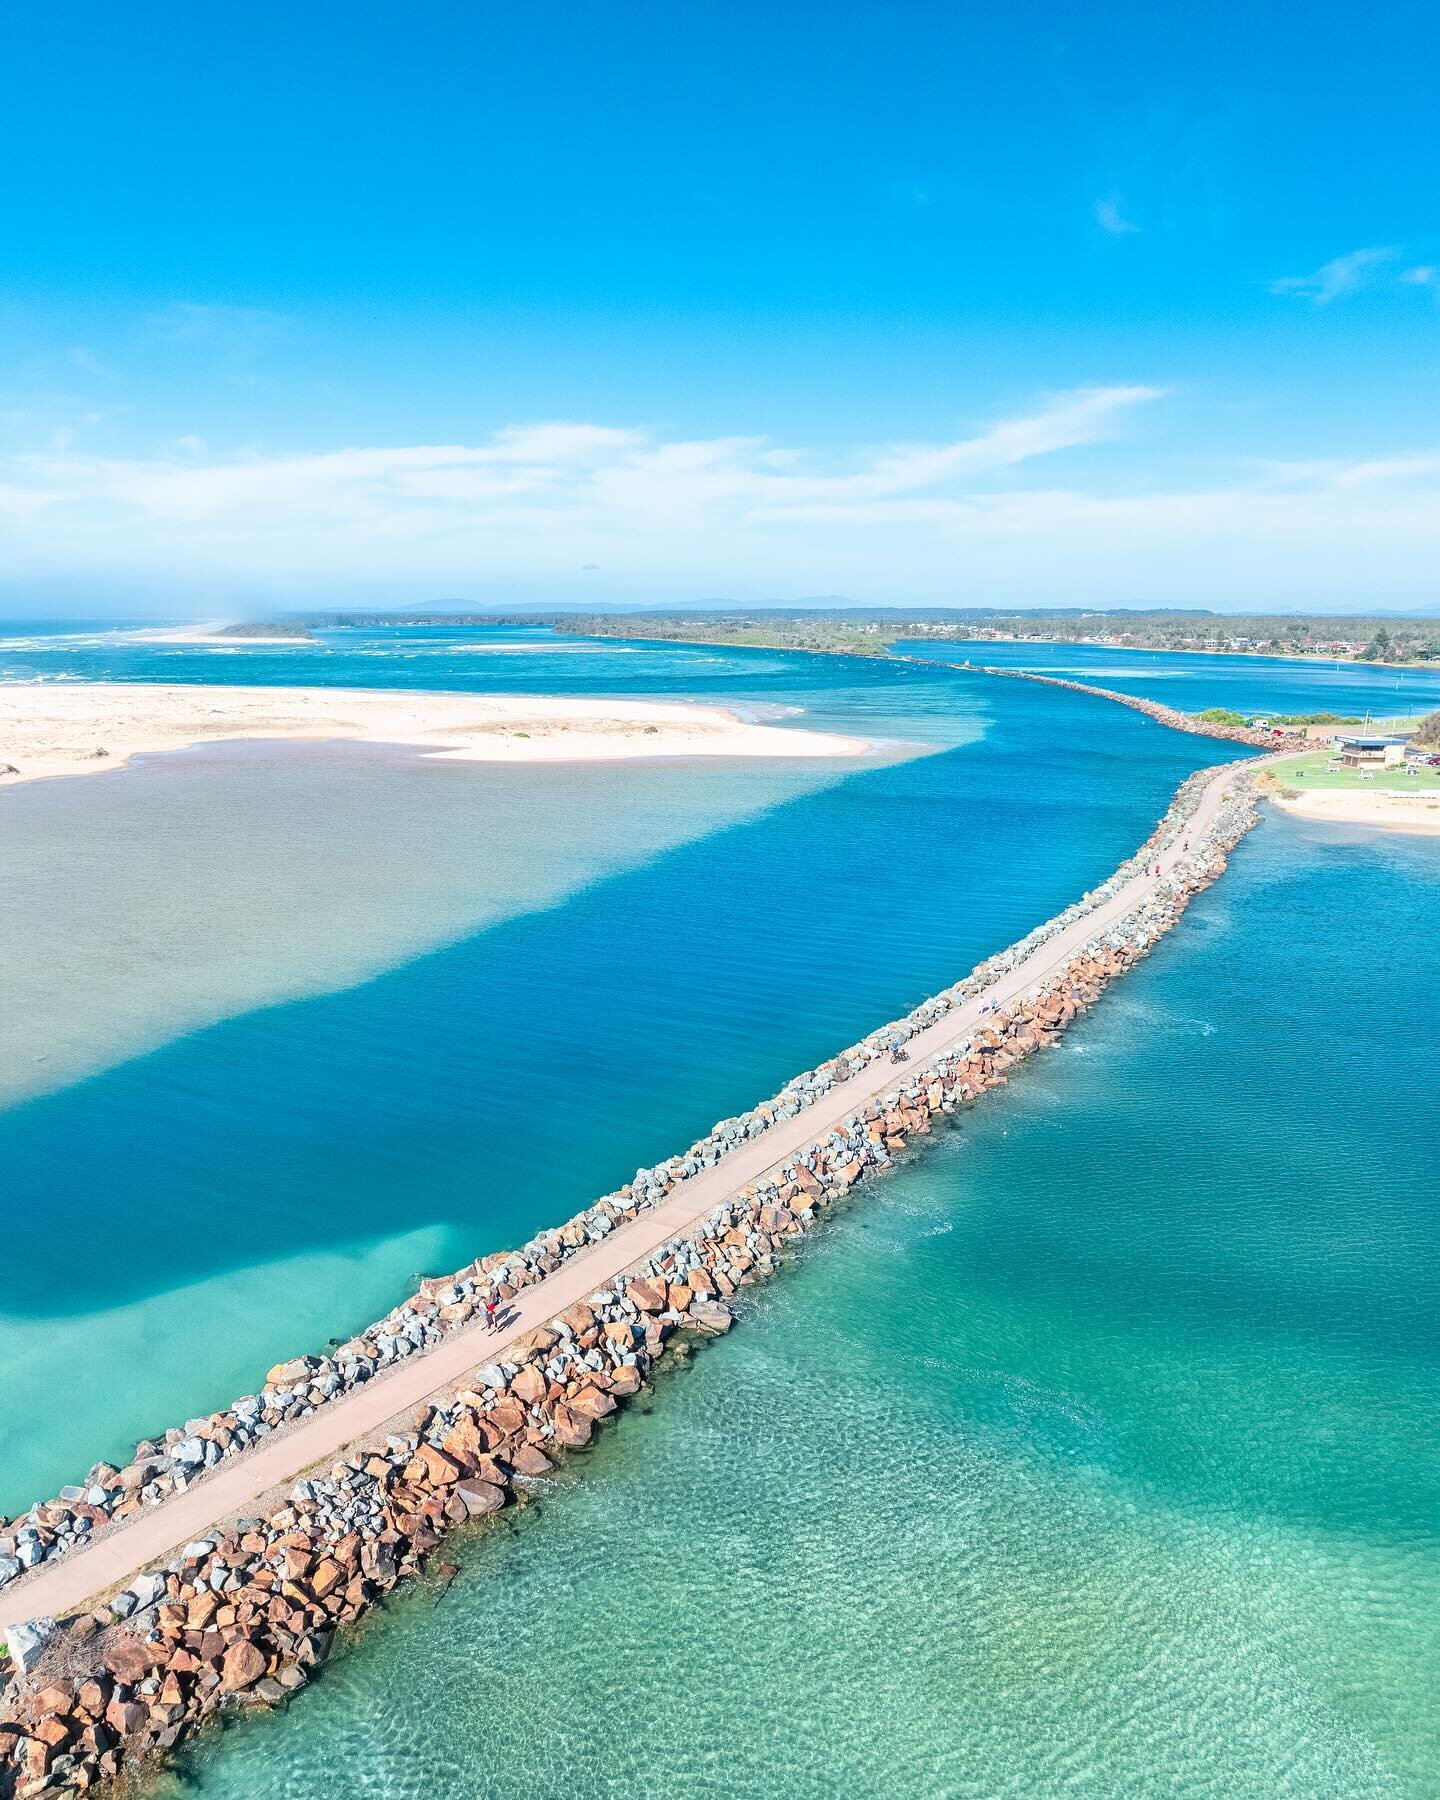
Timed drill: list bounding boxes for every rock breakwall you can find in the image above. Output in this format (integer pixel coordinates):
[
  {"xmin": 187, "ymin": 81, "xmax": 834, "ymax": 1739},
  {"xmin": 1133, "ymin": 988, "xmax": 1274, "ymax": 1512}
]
[
  {"xmin": 893, "ymin": 653, "xmax": 1303, "ymax": 750},
  {"xmin": 0, "ymin": 764, "xmax": 1262, "ymax": 1797}
]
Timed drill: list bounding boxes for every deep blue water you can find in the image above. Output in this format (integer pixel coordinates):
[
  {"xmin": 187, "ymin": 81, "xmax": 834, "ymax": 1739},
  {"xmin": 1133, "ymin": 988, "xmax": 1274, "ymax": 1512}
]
[
  {"xmin": 0, "ymin": 637, "xmax": 1237, "ymax": 1502},
  {"xmin": 3, "ymin": 622, "xmax": 1436, "ymax": 1792}
]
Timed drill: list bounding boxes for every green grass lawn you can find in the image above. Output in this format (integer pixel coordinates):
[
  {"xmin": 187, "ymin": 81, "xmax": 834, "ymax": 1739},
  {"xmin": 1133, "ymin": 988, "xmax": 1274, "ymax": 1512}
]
[{"xmin": 1267, "ymin": 750, "xmax": 1440, "ymax": 792}]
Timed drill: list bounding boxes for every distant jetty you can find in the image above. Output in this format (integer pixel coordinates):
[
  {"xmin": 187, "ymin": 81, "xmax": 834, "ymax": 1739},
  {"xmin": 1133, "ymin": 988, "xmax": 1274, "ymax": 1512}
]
[
  {"xmin": 891, "ymin": 653, "xmax": 1304, "ymax": 751},
  {"xmin": 0, "ymin": 737, "xmax": 1268, "ymax": 1793}
]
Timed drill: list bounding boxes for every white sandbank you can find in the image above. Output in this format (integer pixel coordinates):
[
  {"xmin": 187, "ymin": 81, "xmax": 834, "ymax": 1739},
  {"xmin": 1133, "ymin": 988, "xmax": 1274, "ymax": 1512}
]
[
  {"xmin": 126, "ymin": 625, "xmax": 317, "ymax": 646},
  {"xmin": 1265, "ymin": 787, "xmax": 1440, "ymax": 835},
  {"xmin": 0, "ymin": 681, "xmax": 874, "ymax": 787}
]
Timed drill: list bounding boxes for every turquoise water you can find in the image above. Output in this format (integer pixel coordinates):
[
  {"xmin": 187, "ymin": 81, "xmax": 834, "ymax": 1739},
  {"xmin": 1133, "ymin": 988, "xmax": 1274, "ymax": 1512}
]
[
  {"xmin": 0, "ymin": 639, "xmax": 1234, "ymax": 1505},
  {"xmin": 909, "ymin": 638, "xmax": 1440, "ymax": 720},
  {"xmin": 165, "ymin": 812, "xmax": 1440, "ymax": 1797},
  {"xmin": 4, "ymin": 624, "xmax": 1437, "ymax": 1792}
]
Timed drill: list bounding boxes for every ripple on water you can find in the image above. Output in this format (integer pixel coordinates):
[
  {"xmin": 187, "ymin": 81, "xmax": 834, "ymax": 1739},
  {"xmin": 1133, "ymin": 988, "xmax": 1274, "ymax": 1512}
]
[{"xmin": 170, "ymin": 819, "xmax": 1440, "ymax": 1796}]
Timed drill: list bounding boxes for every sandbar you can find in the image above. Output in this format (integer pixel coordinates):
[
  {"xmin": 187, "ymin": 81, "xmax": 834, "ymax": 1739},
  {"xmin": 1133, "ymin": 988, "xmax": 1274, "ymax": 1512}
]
[
  {"xmin": 1264, "ymin": 786, "xmax": 1440, "ymax": 835},
  {"xmin": 0, "ymin": 681, "xmax": 874, "ymax": 786},
  {"xmin": 125, "ymin": 624, "xmax": 317, "ymax": 646}
]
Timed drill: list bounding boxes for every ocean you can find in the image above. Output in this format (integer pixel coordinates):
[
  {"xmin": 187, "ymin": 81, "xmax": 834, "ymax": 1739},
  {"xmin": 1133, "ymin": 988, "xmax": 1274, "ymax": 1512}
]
[
  {"xmin": 2, "ymin": 625, "xmax": 1436, "ymax": 1793},
  {"xmin": 165, "ymin": 809, "xmax": 1440, "ymax": 1798}
]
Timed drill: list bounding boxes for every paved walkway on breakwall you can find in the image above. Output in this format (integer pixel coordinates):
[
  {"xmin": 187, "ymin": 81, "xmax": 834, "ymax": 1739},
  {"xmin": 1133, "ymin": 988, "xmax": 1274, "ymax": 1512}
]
[{"xmin": 0, "ymin": 754, "xmax": 1265, "ymax": 1635}]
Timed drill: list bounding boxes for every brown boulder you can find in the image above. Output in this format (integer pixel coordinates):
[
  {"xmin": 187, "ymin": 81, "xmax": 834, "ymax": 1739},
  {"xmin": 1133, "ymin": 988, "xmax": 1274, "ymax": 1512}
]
[
  {"xmin": 265, "ymin": 1356, "xmax": 314, "ymax": 1387},
  {"xmin": 569, "ymin": 1385, "xmax": 617, "ymax": 1420},
  {"xmin": 455, "ymin": 1479, "xmax": 506, "ymax": 1517},
  {"xmin": 508, "ymin": 1443, "xmax": 554, "ymax": 1477},
  {"xmin": 76, "ymin": 1677, "xmax": 111, "ymax": 1717},
  {"xmin": 104, "ymin": 1698, "xmax": 150, "ymax": 1736},
  {"xmin": 441, "ymin": 1414, "xmax": 486, "ymax": 1466},
  {"xmin": 488, "ymin": 1397, "xmax": 527, "ymax": 1437},
  {"xmin": 558, "ymin": 1302, "xmax": 595, "ymax": 1334},
  {"xmin": 415, "ymin": 1442, "xmax": 464, "ymax": 1487},
  {"xmin": 509, "ymin": 1363, "xmax": 547, "ymax": 1405},
  {"xmin": 609, "ymin": 1364, "xmax": 643, "ymax": 1396},
  {"xmin": 309, "ymin": 1558, "xmax": 344, "ymax": 1599},
  {"xmin": 103, "ymin": 1633, "xmax": 162, "ymax": 1683},
  {"xmin": 627, "ymin": 1276, "xmax": 667, "ymax": 1313},
  {"xmin": 22, "ymin": 1737, "xmax": 55, "ymax": 1779},
  {"xmin": 220, "ymin": 1640, "xmax": 267, "ymax": 1692},
  {"xmin": 551, "ymin": 1404, "xmax": 592, "ymax": 1448}
]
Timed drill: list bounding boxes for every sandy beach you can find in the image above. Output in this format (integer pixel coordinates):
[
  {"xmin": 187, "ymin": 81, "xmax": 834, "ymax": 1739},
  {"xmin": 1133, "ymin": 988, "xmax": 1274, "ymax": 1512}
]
[
  {"xmin": 1264, "ymin": 787, "xmax": 1440, "ymax": 834},
  {"xmin": 0, "ymin": 682, "xmax": 874, "ymax": 786}
]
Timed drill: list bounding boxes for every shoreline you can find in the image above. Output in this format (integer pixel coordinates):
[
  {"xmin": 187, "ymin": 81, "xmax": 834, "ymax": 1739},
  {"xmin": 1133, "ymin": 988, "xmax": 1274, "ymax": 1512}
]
[
  {"xmin": 124, "ymin": 627, "xmax": 316, "ymax": 648},
  {"xmin": 0, "ymin": 749, "xmax": 1268, "ymax": 1793},
  {"xmin": 1260, "ymin": 781, "xmax": 1440, "ymax": 835},
  {"xmin": 931, "ymin": 632, "xmax": 1440, "ymax": 676},
  {"xmin": 0, "ymin": 682, "xmax": 876, "ymax": 788}
]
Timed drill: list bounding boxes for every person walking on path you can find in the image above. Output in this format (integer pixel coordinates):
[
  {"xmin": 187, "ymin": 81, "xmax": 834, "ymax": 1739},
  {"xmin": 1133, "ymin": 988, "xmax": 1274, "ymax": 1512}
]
[{"xmin": 483, "ymin": 1296, "xmax": 498, "ymax": 1333}]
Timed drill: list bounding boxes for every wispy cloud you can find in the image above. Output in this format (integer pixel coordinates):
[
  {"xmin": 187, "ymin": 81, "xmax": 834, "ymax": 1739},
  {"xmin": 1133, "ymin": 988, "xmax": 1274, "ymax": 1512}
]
[
  {"xmin": 0, "ymin": 388, "xmax": 1159, "ymax": 531},
  {"xmin": 3, "ymin": 387, "xmax": 1439, "ymax": 608},
  {"xmin": 1269, "ymin": 246, "xmax": 1396, "ymax": 302},
  {"xmin": 1095, "ymin": 197, "xmax": 1140, "ymax": 236}
]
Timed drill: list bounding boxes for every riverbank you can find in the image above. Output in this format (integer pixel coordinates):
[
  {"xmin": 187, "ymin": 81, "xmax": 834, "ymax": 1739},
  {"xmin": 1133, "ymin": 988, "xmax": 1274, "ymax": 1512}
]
[
  {"xmin": 0, "ymin": 684, "xmax": 874, "ymax": 787},
  {"xmin": 1255, "ymin": 751, "xmax": 1440, "ymax": 835},
  {"xmin": 1262, "ymin": 784, "xmax": 1440, "ymax": 833},
  {"xmin": 0, "ymin": 749, "xmax": 1264, "ymax": 1793},
  {"xmin": 948, "ymin": 631, "xmax": 1440, "ymax": 674}
]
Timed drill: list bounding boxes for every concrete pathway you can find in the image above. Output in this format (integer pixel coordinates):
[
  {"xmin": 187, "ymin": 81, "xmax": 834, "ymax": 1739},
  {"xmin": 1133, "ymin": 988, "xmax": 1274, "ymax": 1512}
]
[{"xmin": 0, "ymin": 755, "xmax": 1263, "ymax": 1633}]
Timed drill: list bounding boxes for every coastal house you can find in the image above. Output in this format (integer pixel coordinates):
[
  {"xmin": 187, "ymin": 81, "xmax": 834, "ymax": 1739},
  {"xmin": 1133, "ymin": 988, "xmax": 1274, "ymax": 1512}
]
[{"xmin": 1335, "ymin": 735, "xmax": 1406, "ymax": 769}]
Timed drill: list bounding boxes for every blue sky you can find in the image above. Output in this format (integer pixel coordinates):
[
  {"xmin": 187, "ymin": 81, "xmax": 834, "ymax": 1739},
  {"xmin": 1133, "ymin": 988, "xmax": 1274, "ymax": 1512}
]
[{"xmin": 3, "ymin": 0, "xmax": 1439, "ymax": 615}]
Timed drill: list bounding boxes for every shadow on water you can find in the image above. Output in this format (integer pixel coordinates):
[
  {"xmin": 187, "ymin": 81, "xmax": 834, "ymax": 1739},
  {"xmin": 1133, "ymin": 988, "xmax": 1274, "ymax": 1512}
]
[{"xmin": 0, "ymin": 674, "xmax": 1230, "ymax": 1320}]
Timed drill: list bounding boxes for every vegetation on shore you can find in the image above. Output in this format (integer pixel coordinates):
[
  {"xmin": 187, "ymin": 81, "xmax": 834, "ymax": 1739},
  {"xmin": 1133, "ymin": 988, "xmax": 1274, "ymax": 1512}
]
[
  {"xmin": 1197, "ymin": 707, "xmax": 1393, "ymax": 728},
  {"xmin": 1262, "ymin": 749, "xmax": 1440, "ymax": 795},
  {"xmin": 213, "ymin": 621, "xmax": 315, "ymax": 640},
  {"xmin": 221, "ymin": 605, "xmax": 1440, "ymax": 668},
  {"xmin": 552, "ymin": 608, "xmax": 1440, "ymax": 665},
  {"xmin": 1416, "ymin": 710, "xmax": 1440, "ymax": 747}
]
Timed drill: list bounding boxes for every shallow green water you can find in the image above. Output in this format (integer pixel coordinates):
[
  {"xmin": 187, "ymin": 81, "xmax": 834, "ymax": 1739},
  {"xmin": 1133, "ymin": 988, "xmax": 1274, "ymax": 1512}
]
[{"xmin": 166, "ymin": 814, "xmax": 1440, "ymax": 1797}]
